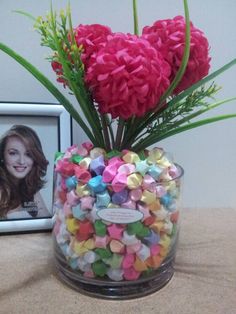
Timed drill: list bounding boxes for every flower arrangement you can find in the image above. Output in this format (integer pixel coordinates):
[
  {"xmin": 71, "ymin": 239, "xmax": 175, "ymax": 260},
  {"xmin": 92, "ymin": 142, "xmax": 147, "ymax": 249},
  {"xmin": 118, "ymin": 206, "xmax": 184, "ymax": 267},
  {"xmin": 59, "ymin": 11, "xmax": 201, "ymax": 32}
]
[
  {"xmin": 1, "ymin": 1, "xmax": 236, "ymax": 293},
  {"xmin": 0, "ymin": 0, "xmax": 235, "ymax": 154}
]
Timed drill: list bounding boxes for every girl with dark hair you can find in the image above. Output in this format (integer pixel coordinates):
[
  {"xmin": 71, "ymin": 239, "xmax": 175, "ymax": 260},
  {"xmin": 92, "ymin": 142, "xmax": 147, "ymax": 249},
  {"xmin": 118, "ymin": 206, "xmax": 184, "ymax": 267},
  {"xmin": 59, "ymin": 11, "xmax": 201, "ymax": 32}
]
[{"xmin": 0, "ymin": 125, "xmax": 50, "ymax": 219}]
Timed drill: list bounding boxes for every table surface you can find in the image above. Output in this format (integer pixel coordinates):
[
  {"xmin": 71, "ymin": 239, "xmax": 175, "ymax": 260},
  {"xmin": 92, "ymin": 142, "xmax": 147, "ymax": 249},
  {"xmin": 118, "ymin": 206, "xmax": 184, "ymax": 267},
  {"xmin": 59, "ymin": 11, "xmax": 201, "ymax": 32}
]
[{"xmin": 1, "ymin": 208, "xmax": 236, "ymax": 314}]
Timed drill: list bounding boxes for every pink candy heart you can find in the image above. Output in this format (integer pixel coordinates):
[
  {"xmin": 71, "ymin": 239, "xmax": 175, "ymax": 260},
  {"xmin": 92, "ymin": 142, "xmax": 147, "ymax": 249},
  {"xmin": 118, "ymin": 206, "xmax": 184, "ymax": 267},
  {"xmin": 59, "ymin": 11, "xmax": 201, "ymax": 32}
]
[
  {"xmin": 129, "ymin": 188, "xmax": 142, "ymax": 201},
  {"xmin": 102, "ymin": 164, "xmax": 117, "ymax": 182},
  {"xmin": 122, "ymin": 253, "xmax": 135, "ymax": 269},
  {"xmin": 111, "ymin": 173, "xmax": 127, "ymax": 192},
  {"xmin": 118, "ymin": 163, "xmax": 135, "ymax": 175}
]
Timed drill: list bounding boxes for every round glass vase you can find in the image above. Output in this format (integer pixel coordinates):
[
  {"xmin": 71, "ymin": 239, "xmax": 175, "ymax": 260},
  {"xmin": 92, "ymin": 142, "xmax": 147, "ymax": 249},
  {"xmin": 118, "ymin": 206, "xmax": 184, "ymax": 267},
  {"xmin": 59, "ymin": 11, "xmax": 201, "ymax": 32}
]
[{"xmin": 52, "ymin": 146, "xmax": 184, "ymax": 299}]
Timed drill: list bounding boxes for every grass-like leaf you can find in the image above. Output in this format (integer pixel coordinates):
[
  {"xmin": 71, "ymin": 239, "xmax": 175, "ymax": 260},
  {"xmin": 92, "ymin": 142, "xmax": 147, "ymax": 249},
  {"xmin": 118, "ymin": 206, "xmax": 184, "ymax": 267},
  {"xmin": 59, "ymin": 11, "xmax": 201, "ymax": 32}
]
[
  {"xmin": 0, "ymin": 42, "xmax": 97, "ymax": 144},
  {"xmin": 124, "ymin": 58, "xmax": 236, "ymax": 150},
  {"xmin": 133, "ymin": 113, "xmax": 236, "ymax": 151},
  {"xmin": 13, "ymin": 10, "xmax": 36, "ymax": 22}
]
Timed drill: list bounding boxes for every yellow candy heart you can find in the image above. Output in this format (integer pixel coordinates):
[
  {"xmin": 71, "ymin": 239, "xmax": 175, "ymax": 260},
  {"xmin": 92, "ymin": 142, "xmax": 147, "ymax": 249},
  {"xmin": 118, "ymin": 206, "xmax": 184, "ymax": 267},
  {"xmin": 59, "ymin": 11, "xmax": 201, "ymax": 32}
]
[
  {"xmin": 148, "ymin": 200, "xmax": 161, "ymax": 211},
  {"xmin": 147, "ymin": 148, "xmax": 163, "ymax": 164},
  {"xmin": 122, "ymin": 152, "xmax": 140, "ymax": 164},
  {"xmin": 84, "ymin": 238, "xmax": 95, "ymax": 250},
  {"xmin": 141, "ymin": 190, "xmax": 156, "ymax": 205},
  {"xmin": 79, "ymin": 157, "xmax": 91, "ymax": 169},
  {"xmin": 165, "ymin": 180, "xmax": 177, "ymax": 193},
  {"xmin": 90, "ymin": 147, "xmax": 106, "ymax": 159},
  {"xmin": 158, "ymin": 156, "xmax": 172, "ymax": 168},
  {"xmin": 127, "ymin": 173, "xmax": 142, "ymax": 189},
  {"xmin": 73, "ymin": 240, "xmax": 89, "ymax": 255},
  {"xmin": 76, "ymin": 183, "xmax": 90, "ymax": 197},
  {"xmin": 159, "ymin": 234, "xmax": 171, "ymax": 249},
  {"xmin": 150, "ymin": 221, "xmax": 164, "ymax": 233},
  {"xmin": 159, "ymin": 246, "xmax": 169, "ymax": 258},
  {"xmin": 66, "ymin": 218, "xmax": 79, "ymax": 234}
]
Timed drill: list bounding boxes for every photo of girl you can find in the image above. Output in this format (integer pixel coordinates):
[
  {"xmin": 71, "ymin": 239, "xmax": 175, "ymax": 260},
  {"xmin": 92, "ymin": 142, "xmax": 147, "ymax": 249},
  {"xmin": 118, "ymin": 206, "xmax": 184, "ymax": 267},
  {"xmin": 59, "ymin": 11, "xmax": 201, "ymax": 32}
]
[{"xmin": 0, "ymin": 124, "xmax": 50, "ymax": 220}]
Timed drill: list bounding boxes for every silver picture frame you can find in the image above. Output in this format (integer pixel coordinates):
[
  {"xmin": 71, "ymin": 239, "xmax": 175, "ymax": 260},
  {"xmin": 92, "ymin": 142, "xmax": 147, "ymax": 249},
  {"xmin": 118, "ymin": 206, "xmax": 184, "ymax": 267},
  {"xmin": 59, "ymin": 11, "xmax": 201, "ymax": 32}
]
[{"xmin": 0, "ymin": 102, "xmax": 71, "ymax": 233}]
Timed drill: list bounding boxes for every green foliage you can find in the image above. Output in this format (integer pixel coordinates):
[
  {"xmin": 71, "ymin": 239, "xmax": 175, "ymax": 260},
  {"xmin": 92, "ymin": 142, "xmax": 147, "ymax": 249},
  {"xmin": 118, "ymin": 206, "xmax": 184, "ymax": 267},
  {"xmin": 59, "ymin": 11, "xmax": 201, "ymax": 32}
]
[{"xmin": 0, "ymin": 0, "xmax": 236, "ymax": 153}]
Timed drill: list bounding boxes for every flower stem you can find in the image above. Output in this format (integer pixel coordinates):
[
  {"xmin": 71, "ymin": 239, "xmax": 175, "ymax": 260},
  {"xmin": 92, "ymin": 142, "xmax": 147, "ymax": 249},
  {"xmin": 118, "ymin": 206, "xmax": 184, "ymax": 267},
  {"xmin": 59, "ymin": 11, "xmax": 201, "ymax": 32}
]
[
  {"xmin": 115, "ymin": 118, "xmax": 125, "ymax": 150},
  {"xmin": 132, "ymin": 0, "xmax": 139, "ymax": 35},
  {"xmin": 105, "ymin": 114, "xmax": 115, "ymax": 147},
  {"xmin": 101, "ymin": 114, "xmax": 111, "ymax": 151}
]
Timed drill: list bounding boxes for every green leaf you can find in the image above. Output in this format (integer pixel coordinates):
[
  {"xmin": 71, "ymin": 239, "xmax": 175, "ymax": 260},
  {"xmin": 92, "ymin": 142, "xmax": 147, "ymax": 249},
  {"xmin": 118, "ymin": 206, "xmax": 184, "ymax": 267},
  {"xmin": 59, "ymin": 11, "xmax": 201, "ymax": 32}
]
[
  {"xmin": 167, "ymin": 58, "xmax": 236, "ymax": 109},
  {"xmin": 164, "ymin": 97, "xmax": 236, "ymax": 132},
  {"xmin": 13, "ymin": 10, "xmax": 36, "ymax": 22},
  {"xmin": 148, "ymin": 86, "xmax": 231, "ymax": 136},
  {"xmin": 158, "ymin": 114, "xmax": 236, "ymax": 141},
  {"xmin": 133, "ymin": 113, "xmax": 236, "ymax": 151},
  {"xmin": 123, "ymin": 58, "xmax": 236, "ymax": 150},
  {"xmin": 0, "ymin": 42, "xmax": 97, "ymax": 145}
]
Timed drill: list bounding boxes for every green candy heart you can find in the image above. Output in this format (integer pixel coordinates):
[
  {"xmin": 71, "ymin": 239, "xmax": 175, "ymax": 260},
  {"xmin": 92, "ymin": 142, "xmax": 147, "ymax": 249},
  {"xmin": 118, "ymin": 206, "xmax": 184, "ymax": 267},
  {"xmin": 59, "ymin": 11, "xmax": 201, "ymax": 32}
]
[
  {"xmin": 70, "ymin": 154, "xmax": 83, "ymax": 164},
  {"xmin": 54, "ymin": 151, "xmax": 64, "ymax": 162},
  {"xmin": 106, "ymin": 150, "xmax": 121, "ymax": 159},
  {"xmin": 92, "ymin": 260, "xmax": 108, "ymax": 277},
  {"xmin": 95, "ymin": 248, "xmax": 112, "ymax": 259},
  {"xmin": 127, "ymin": 221, "xmax": 143, "ymax": 235},
  {"xmin": 94, "ymin": 220, "xmax": 107, "ymax": 237},
  {"xmin": 137, "ymin": 226, "xmax": 150, "ymax": 238}
]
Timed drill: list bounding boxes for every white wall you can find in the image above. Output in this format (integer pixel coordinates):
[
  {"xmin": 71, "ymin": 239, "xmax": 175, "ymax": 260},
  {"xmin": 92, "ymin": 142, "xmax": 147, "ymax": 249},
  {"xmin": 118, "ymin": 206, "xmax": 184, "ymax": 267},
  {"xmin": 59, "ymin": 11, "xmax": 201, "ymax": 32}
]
[{"xmin": 1, "ymin": 0, "xmax": 236, "ymax": 209}]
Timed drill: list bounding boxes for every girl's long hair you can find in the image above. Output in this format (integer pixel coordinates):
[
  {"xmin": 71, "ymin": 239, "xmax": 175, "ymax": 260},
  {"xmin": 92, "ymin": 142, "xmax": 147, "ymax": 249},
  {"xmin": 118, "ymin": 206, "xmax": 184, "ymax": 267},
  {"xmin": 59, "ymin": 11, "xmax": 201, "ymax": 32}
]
[{"xmin": 0, "ymin": 125, "xmax": 49, "ymax": 217}]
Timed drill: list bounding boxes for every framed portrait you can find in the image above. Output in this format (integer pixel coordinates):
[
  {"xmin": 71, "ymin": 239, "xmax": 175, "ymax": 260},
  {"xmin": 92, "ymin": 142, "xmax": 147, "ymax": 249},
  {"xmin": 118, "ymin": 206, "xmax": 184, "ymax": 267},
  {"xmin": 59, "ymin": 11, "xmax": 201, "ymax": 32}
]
[{"xmin": 0, "ymin": 102, "xmax": 72, "ymax": 233}]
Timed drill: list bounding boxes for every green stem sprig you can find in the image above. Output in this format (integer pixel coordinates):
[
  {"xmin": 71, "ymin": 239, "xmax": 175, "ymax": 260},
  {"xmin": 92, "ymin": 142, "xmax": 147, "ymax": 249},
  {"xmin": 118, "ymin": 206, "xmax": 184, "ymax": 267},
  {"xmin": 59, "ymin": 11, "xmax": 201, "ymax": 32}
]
[{"xmin": 49, "ymin": 6, "xmax": 105, "ymax": 147}]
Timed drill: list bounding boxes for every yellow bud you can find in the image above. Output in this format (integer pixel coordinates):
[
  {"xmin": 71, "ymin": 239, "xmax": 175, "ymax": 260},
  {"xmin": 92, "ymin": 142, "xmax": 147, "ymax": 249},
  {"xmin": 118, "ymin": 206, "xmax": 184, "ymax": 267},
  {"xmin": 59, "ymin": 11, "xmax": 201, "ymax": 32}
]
[{"xmin": 59, "ymin": 9, "xmax": 65, "ymax": 18}]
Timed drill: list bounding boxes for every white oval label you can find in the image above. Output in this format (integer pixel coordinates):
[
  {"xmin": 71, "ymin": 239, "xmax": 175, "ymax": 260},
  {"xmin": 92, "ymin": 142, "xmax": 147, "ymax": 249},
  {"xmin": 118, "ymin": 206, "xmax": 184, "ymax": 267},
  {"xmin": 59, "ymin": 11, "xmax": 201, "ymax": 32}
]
[{"xmin": 97, "ymin": 207, "xmax": 143, "ymax": 224}]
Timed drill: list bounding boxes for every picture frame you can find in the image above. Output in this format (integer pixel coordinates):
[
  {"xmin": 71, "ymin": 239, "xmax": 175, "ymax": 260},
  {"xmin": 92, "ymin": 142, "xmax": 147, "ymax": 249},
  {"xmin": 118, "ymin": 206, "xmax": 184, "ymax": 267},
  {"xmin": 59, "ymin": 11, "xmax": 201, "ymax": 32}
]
[{"xmin": 0, "ymin": 102, "xmax": 72, "ymax": 233}]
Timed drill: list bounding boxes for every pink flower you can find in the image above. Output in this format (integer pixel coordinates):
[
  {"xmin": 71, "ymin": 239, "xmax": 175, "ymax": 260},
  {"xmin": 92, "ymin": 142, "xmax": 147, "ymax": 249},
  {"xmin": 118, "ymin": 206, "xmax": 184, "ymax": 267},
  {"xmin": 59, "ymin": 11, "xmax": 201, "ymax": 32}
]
[
  {"xmin": 74, "ymin": 24, "xmax": 112, "ymax": 67},
  {"xmin": 142, "ymin": 16, "xmax": 211, "ymax": 94},
  {"xmin": 85, "ymin": 33, "xmax": 171, "ymax": 119}
]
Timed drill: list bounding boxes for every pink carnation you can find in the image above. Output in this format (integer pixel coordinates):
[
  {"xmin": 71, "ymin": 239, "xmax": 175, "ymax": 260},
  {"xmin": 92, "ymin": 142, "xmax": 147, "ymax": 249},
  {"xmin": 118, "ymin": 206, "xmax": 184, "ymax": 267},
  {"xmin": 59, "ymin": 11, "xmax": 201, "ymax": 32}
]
[
  {"xmin": 85, "ymin": 33, "xmax": 171, "ymax": 119},
  {"xmin": 74, "ymin": 24, "xmax": 112, "ymax": 67},
  {"xmin": 142, "ymin": 15, "xmax": 211, "ymax": 94}
]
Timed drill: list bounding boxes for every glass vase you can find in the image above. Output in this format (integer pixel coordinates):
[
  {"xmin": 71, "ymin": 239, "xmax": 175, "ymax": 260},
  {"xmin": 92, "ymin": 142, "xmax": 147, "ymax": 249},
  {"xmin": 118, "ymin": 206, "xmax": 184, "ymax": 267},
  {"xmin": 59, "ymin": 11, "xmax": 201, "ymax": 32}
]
[{"xmin": 52, "ymin": 145, "xmax": 184, "ymax": 299}]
